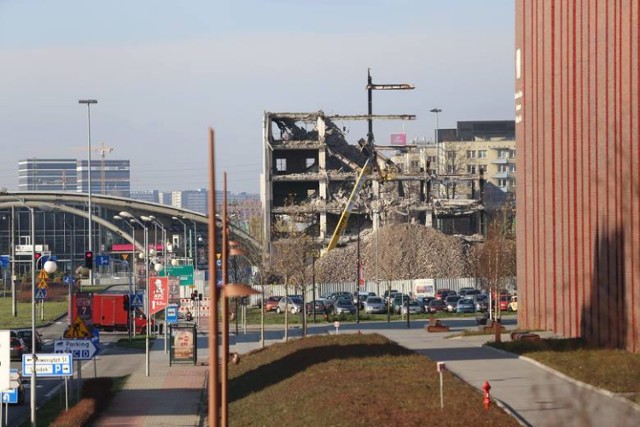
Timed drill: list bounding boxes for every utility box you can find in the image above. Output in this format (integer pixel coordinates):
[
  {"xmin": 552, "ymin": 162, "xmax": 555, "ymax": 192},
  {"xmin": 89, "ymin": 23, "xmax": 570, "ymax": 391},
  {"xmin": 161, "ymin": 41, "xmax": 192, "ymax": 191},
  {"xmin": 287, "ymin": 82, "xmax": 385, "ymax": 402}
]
[{"xmin": 169, "ymin": 322, "xmax": 197, "ymax": 366}]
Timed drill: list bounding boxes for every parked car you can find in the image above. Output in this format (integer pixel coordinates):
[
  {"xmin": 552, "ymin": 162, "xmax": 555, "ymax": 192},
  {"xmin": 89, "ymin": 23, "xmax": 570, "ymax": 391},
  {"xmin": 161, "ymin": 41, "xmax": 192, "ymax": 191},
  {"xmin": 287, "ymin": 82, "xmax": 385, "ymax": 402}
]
[
  {"xmin": 400, "ymin": 300, "xmax": 423, "ymax": 315},
  {"xmin": 324, "ymin": 291, "xmax": 352, "ymax": 308},
  {"xmin": 392, "ymin": 294, "xmax": 410, "ymax": 314},
  {"xmin": 334, "ymin": 299, "xmax": 356, "ymax": 315},
  {"xmin": 456, "ymin": 298, "xmax": 476, "ymax": 313},
  {"xmin": 508, "ymin": 295, "xmax": 518, "ymax": 312},
  {"xmin": 499, "ymin": 294, "xmax": 511, "ymax": 312},
  {"xmin": 363, "ymin": 297, "xmax": 386, "ymax": 314},
  {"xmin": 10, "ymin": 337, "xmax": 27, "ymax": 361},
  {"xmin": 306, "ymin": 299, "xmax": 327, "ymax": 315},
  {"xmin": 435, "ymin": 289, "xmax": 456, "ymax": 300},
  {"xmin": 427, "ymin": 299, "xmax": 447, "ymax": 313},
  {"xmin": 458, "ymin": 287, "xmax": 476, "ymax": 296},
  {"xmin": 416, "ymin": 297, "xmax": 435, "ymax": 312},
  {"xmin": 383, "ymin": 289, "xmax": 399, "ymax": 304},
  {"xmin": 12, "ymin": 329, "xmax": 44, "ymax": 352},
  {"xmin": 276, "ymin": 296, "xmax": 303, "ymax": 314},
  {"xmin": 444, "ymin": 295, "xmax": 462, "ymax": 313},
  {"xmin": 474, "ymin": 295, "xmax": 489, "ymax": 312},
  {"xmin": 261, "ymin": 296, "xmax": 283, "ymax": 312}
]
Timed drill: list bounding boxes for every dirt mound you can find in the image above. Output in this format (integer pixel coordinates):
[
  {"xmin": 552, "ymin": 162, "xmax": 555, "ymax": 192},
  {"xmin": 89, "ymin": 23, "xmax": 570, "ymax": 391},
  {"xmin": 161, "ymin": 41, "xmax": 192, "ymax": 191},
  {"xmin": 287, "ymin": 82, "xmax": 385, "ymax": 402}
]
[{"xmin": 315, "ymin": 224, "xmax": 472, "ymax": 282}]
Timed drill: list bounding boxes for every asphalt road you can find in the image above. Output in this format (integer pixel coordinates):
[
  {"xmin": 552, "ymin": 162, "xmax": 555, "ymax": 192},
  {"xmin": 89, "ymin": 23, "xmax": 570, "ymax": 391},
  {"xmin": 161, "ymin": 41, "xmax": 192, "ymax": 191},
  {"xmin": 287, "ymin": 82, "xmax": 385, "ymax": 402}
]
[{"xmin": 6, "ymin": 318, "xmax": 142, "ymax": 427}]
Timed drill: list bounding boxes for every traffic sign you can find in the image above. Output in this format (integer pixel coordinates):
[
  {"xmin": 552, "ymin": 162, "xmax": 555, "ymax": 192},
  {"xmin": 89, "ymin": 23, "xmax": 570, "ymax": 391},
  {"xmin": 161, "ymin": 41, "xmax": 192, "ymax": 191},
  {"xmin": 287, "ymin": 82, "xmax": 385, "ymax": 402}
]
[
  {"xmin": 64, "ymin": 315, "xmax": 92, "ymax": 338},
  {"xmin": 22, "ymin": 353, "xmax": 73, "ymax": 377},
  {"xmin": 130, "ymin": 291, "xmax": 144, "ymax": 308},
  {"xmin": 166, "ymin": 304, "xmax": 179, "ymax": 324},
  {"xmin": 95, "ymin": 255, "xmax": 110, "ymax": 267},
  {"xmin": 54, "ymin": 339, "xmax": 99, "ymax": 360},
  {"xmin": 38, "ymin": 278, "xmax": 48, "ymax": 289},
  {"xmin": 37, "ymin": 270, "xmax": 49, "ymax": 279},
  {"xmin": 0, "ymin": 255, "xmax": 9, "ymax": 268},
  {"xmin": 1, "ymin": 388, "xmax": 18, "ymax": 404},
  {"xmin": 63, "ymin": 274, "xmax": 76, "ymax": 285},
  {"xmin": 159, "ymin": 265, "xmax": 194, "ymax": 286},
  {"xmin": 34, "ymin": 288, "xmax": 47, "ymax": 300}
]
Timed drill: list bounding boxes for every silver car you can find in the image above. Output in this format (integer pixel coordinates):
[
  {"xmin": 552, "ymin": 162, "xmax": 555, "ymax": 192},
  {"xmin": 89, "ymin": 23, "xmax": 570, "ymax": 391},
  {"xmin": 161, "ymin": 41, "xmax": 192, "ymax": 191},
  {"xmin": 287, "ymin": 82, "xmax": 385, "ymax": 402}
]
[
  {"xmin": 400, "ymin": 301, "xmax": 423, "ymax": 315},
  {"xmin": 276, "ymin": 296, "xmax": 303, "ymax": 314},
  {"xmin": 363, "ymin": 297, "xmax": 386, "ymax": 314}
]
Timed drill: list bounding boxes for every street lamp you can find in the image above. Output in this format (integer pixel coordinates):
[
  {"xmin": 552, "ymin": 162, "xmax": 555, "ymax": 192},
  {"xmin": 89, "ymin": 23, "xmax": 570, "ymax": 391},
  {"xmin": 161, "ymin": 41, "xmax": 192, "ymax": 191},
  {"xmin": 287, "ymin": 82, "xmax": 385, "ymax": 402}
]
[
  {"xmin": 120, "ymin": 211, "xmax": 152, "ymax": 376},
  {"xmin": 79, "ymin": 99, "xmax": 97, "ymax": 287},
  {"xmin": 172, "ymin": 216, "xmax": 188, "ymax": 264},
  {"xmin": 114, "ymin": 214, "xmax": 137, "ymax": 340}
]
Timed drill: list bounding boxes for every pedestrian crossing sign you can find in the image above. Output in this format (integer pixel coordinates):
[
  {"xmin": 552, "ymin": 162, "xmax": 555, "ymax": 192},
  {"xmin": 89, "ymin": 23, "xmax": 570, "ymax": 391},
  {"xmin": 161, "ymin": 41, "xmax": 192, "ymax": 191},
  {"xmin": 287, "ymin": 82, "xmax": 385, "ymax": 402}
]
[{"xmin": 64, "ymin": 315, "xmax": 92, "ymax": 338}]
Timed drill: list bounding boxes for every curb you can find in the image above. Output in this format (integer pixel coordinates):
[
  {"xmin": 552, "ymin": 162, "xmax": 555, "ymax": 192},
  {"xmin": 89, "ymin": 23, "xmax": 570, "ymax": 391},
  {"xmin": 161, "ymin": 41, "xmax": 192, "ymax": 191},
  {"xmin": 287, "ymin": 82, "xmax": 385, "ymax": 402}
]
[{"xmin": 481, "ymin": 343, "xmax": 640, "ymax": 414}]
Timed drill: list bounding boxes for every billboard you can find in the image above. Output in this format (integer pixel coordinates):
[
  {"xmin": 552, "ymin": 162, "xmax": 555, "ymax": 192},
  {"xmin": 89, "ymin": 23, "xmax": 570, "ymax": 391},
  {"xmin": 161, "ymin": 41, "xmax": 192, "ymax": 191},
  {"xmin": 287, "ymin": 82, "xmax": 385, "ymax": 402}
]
[{"xmin": 390, "ymin": 133, "xmax": 407, "ymax": 145}]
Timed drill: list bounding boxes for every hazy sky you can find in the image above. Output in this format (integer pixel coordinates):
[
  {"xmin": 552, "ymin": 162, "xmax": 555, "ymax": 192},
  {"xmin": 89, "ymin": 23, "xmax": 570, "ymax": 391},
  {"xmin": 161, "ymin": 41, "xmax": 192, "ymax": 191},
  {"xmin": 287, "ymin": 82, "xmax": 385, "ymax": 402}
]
[{"xmin": 0, "ymin": 0, "xmax": 515, "ymax": 194}]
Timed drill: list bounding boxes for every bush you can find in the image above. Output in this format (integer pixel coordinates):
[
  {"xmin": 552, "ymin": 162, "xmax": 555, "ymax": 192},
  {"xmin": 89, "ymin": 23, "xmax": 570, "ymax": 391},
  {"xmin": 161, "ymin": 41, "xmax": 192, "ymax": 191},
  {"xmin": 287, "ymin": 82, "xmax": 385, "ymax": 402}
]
[{"xmin": 49, "ymin": 377, "xmax": 114, "ymax": 427}]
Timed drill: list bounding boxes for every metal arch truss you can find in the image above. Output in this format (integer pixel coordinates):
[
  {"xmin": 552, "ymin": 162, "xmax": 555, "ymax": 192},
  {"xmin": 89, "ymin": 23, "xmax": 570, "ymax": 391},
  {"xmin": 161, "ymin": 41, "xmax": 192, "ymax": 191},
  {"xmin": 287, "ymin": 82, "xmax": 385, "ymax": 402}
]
[{"xmin": 0, "ymin": 191, "xmax": 262, "ymax": 264}]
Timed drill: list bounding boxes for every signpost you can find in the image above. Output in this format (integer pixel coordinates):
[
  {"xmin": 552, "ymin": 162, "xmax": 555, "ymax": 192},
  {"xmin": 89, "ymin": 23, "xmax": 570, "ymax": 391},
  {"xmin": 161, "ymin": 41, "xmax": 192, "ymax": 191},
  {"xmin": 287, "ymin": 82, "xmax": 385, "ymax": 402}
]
[
  {"xmin": 22, "ymin": 353, "xmax": 73, "ymax": 377},
  {"xmin": 54, "ymin": 339, "xmax": 99, "ymax": 360},
  {"xmin": 95, "ymin": 255, "xmax": 110, "ymax": 267},
  {"xmin": 130, "ymin": 291, "xmax": 144, "ymax": 308},
  {"xmin": 158, "ymin": 265, "xmax": 194, "ymax": 286}
]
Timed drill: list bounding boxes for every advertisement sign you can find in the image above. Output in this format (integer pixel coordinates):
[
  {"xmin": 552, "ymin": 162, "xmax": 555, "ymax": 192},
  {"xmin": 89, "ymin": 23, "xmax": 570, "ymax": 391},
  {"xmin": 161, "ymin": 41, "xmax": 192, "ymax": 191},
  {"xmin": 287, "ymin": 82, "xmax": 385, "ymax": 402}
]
[
  {"xmin": 168, "ymin": 277, "xmax": 181, "ymax": 304},
  {"xmin": 149, "ymin": 277, "xmax": 168, "ymax": 315},
  {"xmin": 173, "ymin": 329, "xmax": 194, "ymax": 360},
  {"xmin": 390, "ymin": 132, "xmax": 407, "ymax": 145},
  {"xmin": 413, "ymin": 279, "xmax": 435, "ymax": 297}
]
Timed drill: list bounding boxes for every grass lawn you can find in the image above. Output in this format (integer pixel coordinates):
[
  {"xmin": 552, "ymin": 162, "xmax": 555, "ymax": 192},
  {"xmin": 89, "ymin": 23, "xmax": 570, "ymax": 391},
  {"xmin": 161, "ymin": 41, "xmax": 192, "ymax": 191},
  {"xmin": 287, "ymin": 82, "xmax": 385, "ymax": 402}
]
[
  {"xmin": 228, "ymin": 333, "xmax": 518, "ymax": 426},
  {"xmin": 0, "ymin": 284, "xmax": 110, "ymax": 330},
  {"xmin": 0, "ymin": 297, "xmax": 69, "ymax": 329},
  {"xmin": 489, "ymin": 338, "xmax": 640, "ymax": 404}
]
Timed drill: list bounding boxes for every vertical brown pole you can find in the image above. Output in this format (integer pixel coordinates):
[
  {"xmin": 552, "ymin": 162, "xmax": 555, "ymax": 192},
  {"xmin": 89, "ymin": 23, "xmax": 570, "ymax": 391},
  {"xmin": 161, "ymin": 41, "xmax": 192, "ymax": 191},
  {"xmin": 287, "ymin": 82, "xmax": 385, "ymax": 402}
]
[
  {"xmin": 207, "ymin": 128, "xmax": 220, "ymax": 426},
  {"xmin": 221, "ymin": 172, "xmax": 229, "ymax": 426}
]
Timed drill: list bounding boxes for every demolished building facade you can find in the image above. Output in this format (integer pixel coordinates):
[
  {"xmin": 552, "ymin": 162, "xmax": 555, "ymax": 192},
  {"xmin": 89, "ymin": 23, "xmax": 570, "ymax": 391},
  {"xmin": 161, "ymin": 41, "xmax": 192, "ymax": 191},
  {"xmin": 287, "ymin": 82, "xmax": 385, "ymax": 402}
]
[{"xmin": 261, "ymin": 111, "xmax": 489, "ymax": 250}]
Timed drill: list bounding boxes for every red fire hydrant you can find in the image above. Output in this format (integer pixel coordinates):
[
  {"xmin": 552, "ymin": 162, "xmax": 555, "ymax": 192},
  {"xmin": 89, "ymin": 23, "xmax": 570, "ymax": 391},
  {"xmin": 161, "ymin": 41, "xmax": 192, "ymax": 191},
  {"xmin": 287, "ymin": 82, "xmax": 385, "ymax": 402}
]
[{"xmin": 482, "ymin": 381, "xmax": 491, "ymax": 411}]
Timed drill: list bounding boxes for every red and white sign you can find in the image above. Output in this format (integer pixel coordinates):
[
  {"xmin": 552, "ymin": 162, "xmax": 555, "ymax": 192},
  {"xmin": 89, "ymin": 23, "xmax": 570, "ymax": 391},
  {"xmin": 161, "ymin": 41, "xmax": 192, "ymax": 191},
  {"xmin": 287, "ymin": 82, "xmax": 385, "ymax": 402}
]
[
  {"xmin": 149, "ymin": 277, "xmax": 168, "ymax": 315},
  {"xmin": 390, "ymin": 132, "xmax": 407, "ymax": 145},
  {"xmin": 358, "ymin": 260, "xmax": 365, "ymax": 287}
]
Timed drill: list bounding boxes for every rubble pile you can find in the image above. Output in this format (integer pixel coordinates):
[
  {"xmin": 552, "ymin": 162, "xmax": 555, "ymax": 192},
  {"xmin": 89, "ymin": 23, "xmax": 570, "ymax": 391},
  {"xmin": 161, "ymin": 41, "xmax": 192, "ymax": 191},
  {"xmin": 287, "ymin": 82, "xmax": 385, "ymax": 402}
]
[{"xmin": 315, "ymin": 224, "xmax": 473, "ymax": 282}]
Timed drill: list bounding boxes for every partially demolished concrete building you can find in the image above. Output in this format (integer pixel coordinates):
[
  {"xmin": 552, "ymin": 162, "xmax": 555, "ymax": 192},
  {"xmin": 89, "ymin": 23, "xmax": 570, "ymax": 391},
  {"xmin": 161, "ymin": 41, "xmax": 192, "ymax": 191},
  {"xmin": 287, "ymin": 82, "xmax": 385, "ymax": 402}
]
[{"xmin": 261, "ymin": 111, "xmax": 486, "ymax": 249}]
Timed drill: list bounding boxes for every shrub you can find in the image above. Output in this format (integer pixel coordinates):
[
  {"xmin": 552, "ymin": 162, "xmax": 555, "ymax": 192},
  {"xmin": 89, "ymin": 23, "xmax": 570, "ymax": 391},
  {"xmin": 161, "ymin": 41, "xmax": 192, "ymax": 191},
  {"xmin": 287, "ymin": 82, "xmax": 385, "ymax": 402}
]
[{"xmin": 49, "ymin": 377, "xmax": 114, "ymax": 427}]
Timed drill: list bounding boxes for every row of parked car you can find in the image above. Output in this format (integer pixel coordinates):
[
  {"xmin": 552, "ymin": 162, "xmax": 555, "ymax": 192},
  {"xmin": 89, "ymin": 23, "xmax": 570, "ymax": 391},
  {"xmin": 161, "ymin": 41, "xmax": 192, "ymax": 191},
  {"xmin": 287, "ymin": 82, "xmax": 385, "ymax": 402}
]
[{"xmin": 259, "ymin": 289, "xmax": 517, "ymax": 316}]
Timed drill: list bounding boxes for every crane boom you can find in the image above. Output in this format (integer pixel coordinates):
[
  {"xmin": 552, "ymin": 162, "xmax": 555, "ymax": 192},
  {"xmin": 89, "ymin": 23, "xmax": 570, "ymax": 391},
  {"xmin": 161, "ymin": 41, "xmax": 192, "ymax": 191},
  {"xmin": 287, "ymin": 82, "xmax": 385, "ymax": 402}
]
[{"xmin": 323, "ymin": 159, "xmax": 372, "ymax": 254}]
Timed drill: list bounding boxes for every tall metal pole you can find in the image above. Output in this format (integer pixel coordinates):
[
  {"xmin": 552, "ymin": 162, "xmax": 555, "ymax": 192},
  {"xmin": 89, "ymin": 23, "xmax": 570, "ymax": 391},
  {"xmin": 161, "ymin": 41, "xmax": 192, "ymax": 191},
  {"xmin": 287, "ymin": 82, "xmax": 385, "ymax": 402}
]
[
  {"xmin": 430, "ymin": 108, "xmax": 442, "ymax": 175},
  {"xmin": 29, "ymin": 206, "xmax": 36, "ymax": 427},
  {"xmin": 367, "ymin": 68, "xmax": 373, "ymax": 145},
  {"xmin": 79, "ymin": 99, "xmax": 97, "ymax": 286},
  {"xmin": 10, "ymin": 206, "xmax": 16, "ymax": 317},
  {"xmin": 207, "ymin": 128, "xmax": 220, "ymax": 426},
  {"xmin": 143, "ymin": 224, "xmax": 150, "ymax": 376},
  {"xmin": 221, "ymin": 172, "xmax": 229, "ymax": 426},
  {"xmin": 356, "ymin": 211, "xmax": 360, "ymax": 324}
]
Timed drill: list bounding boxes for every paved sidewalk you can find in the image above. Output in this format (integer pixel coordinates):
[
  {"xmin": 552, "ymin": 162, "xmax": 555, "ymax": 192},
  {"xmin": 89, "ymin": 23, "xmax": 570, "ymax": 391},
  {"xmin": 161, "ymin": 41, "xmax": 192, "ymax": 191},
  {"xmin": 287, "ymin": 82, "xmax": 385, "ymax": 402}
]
[
  {"xmin": 92, "ymin": 334, "xmax": 209, "ymax": 427},
  {"xmin": 92, "ymin": 318, "xmax": 640, "ymax": 426}
]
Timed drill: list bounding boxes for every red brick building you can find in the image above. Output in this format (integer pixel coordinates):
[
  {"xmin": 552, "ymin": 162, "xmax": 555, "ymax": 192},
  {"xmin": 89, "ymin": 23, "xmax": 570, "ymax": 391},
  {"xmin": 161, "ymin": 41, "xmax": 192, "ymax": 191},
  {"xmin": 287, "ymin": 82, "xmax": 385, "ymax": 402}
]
[{"xmin": 516, "ymin": 0, "xmax": 639, "ymax": 351}]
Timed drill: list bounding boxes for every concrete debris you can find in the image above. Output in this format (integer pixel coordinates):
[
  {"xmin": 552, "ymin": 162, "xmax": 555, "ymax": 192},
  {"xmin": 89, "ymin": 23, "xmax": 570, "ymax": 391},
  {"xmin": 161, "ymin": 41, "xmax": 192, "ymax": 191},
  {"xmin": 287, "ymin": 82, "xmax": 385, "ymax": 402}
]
[{"xmin": 315, "ymin": 223, "xmax": 473, "ymax": 282}]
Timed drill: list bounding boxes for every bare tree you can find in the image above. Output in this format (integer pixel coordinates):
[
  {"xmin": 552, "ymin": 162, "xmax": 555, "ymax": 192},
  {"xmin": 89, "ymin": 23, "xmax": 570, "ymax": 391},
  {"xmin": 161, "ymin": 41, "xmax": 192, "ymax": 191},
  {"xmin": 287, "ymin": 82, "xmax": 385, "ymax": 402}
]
[
  {"xmin": 441, "ymin": 141, "xmax": 470, "ymax": 199},
  {"xmin": 474, "ymin": 217, "xmax": 516, "ymax": 320},
  {"xmin": 270, "ymin": 212, "xmax": 315, "ymax": 339}
]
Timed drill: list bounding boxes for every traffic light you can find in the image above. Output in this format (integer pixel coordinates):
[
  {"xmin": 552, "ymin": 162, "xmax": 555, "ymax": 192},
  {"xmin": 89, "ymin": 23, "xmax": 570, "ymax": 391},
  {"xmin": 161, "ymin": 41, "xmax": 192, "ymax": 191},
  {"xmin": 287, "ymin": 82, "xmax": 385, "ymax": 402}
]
[
  {"xmin": 123, "ymin": 295, "xmax": 129, "ymax": 311},
  {"xmin": 34, "ymin": 252, "xmax": 42, "ymax": 263},
  {"xmin": 84, "ymin": 251, "xmax": 94, "ymax": 269}
]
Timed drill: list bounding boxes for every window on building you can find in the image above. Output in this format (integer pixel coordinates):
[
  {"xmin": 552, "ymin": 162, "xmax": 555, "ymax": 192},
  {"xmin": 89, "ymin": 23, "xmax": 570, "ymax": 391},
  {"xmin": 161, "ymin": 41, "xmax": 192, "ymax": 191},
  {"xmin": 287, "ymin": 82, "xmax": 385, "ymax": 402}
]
[
  {"xmin": 478, "ymin": 165, "xmax": 487, "ymax": 174},
  {"xmin": 427, "ymin": 155, "xmax": 437, "ymax": 163},
  {"xmin": 499, "ymin": 164, "xmax": 508, "ymax": 172},
  {"xmin": 478, "ymin": 150, "xmax": 487, "ymax": 158},
  {"xmin": 509, "ymin": 165, "xmax": 516, "ymax": 172},
  {"xmin": 499, "ymin": 149, "xmax": 509, "ymax": 158},
  {"xmin": 446, "ymin": 150, "xmax": 456, "ymax": 160},
  {"xmin": 498, "ymin": 179, "xmax": 508, "ymax": 188},
  {"xmin": 467, "ymin": 150, "xmax": 476, "ymax": 159},
  {"xmin": 447, "ymin": 165, "xmax": 456, "ymax": 173},
  {"xmin": 467, "ymin": 165, "xmax": 476, "ymax": 174},
  {"xmin": 510, "ymin": 149, "xmax": 516, "ymax": 158},
  {"xmin": 276, "ymin": 158, "xmax": 287, "ymax": 172}
]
